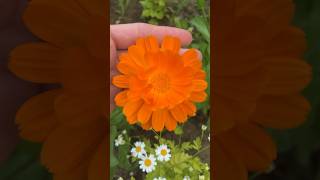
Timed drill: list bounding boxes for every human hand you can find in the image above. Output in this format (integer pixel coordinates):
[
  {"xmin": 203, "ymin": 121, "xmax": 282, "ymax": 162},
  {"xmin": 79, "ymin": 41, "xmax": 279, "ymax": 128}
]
[{"xmin": 110, "ymin": 23, "xmax": 196, "ymax": 112}]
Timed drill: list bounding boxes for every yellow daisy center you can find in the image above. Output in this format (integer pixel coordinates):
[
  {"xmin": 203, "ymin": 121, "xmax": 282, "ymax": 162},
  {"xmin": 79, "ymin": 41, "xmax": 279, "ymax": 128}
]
[
  {"xmin": 144, "ymin": 159, "xmax": 152, "ymax": 167},
  {"xmin": 160, "ymin": 149, "xmax": 167, "ymax": 156},
  {"xmin": 150, "ymin": 73, "xmax": 171, "ymax": 93},
  {"xmin": 136, "ymin": 146, "xmax": 142, "ymax": 153}
]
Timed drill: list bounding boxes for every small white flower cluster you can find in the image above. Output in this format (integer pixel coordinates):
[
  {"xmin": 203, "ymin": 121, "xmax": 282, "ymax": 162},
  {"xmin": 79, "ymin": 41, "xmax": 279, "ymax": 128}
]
[
  {"xmin": 115, "ymin": 134, "xmax": 125, "ymax": 147},
  {"xmin": 114, "ymin": 130, "xmax": 128, "ymax": 147},
  {"xmin": 130, "ymin": 141, "xmax": 172, "ymax": 175},
  {"xmin": 201, "ymin": 125, "xmax": 207, "ymax": 131}
]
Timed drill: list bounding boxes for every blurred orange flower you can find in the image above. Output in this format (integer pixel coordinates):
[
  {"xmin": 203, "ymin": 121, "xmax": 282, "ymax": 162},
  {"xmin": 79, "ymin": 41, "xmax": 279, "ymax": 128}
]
[
  {"xmin": 8, "ymin": 0, "xmax": 106, "ymax": 180},
  {"xmin": 112, "ymin": 36, "xmax": 207, "ymax": 132},
  {"xmin": 213, "ymin": 0, "xmax": 311, "ymax": 179}
]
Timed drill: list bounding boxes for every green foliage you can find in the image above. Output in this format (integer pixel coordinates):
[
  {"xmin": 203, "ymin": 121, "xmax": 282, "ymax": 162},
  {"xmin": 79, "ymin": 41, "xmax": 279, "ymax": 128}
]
[
  {"xmin": 110, "ymin": 107, "xmax": 136, "ymax": 177},
  {"xmin": 0, "ymin": 140, "xmax": 52, "ymax": 180},
  {"xmin": 144, "ymin": 135, "xmax": 209, "ymax": 179},
  {"xmin": 174, "ymin": 125, "xmax": 183, "ymax": 135},
  {"xmin": 116, "ymin": 0, "xmax": 131, "ymax": 17},
  {"xmin": 140, "ymin": 0, "xmax": 166, "ymax": 24}
]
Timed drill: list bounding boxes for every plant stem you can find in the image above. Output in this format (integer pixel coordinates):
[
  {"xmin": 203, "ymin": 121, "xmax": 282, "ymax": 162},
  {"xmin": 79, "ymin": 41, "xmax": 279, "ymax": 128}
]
[
  {"xmin": 192, "ymin": 145, "xmax": 210, "ymax": 158},
  {"xmin": 152, "ymin": 129, "xmax": 160, "ymax": 137},
  {"xmin": 178, "ymin": 124, "xmax": 185, "ymax": 146}
]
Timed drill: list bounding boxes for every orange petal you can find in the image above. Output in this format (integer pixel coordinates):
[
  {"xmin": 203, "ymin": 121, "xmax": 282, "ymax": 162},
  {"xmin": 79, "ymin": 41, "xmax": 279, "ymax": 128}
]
[
  {"xmin": 194, "ymin": 70, "xmax": 206, "ymax": 80},
  {"xmin": 136, "ymin": 36, "xmax": 159, "ymax": 52},
  {"xmin": 112, "ymin": 75, "xmax": 129, "ymax": 88},
  {"xmin": 114, "ymin": 91, "xmax": 128, "ymax": 107},
  {"xmin": 141, "ymin": 119, "xmax": 152, "ymax": 130},
  {"xmin": 137, "ymin": 103, "xmax": 152, "ymax": 124},
  {"xmin": 182, "ymin": 49, "xmax": 202, "ymax": 69},
  {"xmin": 9, "ymin": 43, "xmax": 62, "ymax": 83},
  {"xmin": 123, "ymin": 100, "xmax": 143, "ymax": 117},
  {"xmin": 252, "ymin": 95, "xmax": 310, "ymax": 129},
  {"xmin": 61, "ymin": 48, "xmax": 105, "ymax": 93},
  {"xmin": 41, "ymin": 123, "xmax": 104, "ymax": 173},
  {"xmin": 76, "ymin": 0, "xmax": 105, "ymax": 17},
  {"xmin": 127, "ymin": 113, "xmax": 138, "ymax": 125},
  {"xmin": 23, "ymin": 2, "xmax": 89, "ymax": 48},
  {"xmin": 170, "ymin": 105, "xmax": 187, "ymax": 123},
  {"xmin": 192, "ymin": 80, "xmax": 208, "ymax": 91},
  {"xmin": 128, "ymin": 45, "xmax": 148, "ymax": 67},
  {"xmin": 54, "ymin": 163, "xmax": 88, "ymax": 180},
  {"xmin": 16, "ymin": 89, "xmax": 60, "ymax": 142},
  {"xmin": 164, "ymin": 112, "xmax": 177, "ymax": 131},
  {"xmin": 263, "ymin": 57, "xmax": 311, "ymax": 95},
  {"xmin": 181, "ymin": 101, "xmax": 196, "ymax": 116},
  {"xmin": 118, "ymin": 53, "xmax": 141, "ymax": 74},
  {"xmin": 152, "ymin": 110, "xmax": 166, "ymax": 131},
  {"xmin": 189, "ymin": 91, "xmax": 207, "ymax": 102},
  {"xmin": 220, "ymin": 123, "xmax": 277, "ymax": 171},
  {"xmin": 161, "ymin": 36, "xmax": 181, "ymax": 53},
  {"xmin": 54, "ymin": 93, "xmax": 103, "ymax": 127},
  {"xmin": 214, "ymin": 138, "xmax": 248, "ymax": 180}
]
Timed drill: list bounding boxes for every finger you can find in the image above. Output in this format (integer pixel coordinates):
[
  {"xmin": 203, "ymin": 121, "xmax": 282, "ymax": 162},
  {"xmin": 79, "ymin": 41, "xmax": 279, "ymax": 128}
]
[{"xmin": 110, "ymin": 23, "xmax": 192, "ymax": 49}]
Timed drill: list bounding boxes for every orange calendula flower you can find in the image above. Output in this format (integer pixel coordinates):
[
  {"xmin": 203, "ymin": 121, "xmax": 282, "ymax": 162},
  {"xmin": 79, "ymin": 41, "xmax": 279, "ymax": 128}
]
[{"xmin": 112, "ymin": 36, "xmax": 207, "ymax": 132}]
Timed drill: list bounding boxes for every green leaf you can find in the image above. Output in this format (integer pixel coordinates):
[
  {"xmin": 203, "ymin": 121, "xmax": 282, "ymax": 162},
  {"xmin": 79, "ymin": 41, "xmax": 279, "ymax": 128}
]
[
  {"xmin": 190, "ymin": 16, "xmax": 210, "ymax": 41},
  {"xmin": 174, "ymin": 125, "xmax": 183, "ymax": 135},
  {"xmin": 196, "ymin": 0, "xmax": 206, "ymax": 9},
  {"xmin": 118, "ymin": 144, "xmax": 132, "ymax": 170},
  {"xmin": 111, "ymin": 107, "xmax": 124, "ymax": 125},
  {"xmin": 181, "ymin": 142, "xmax": 192, "ymax": 151},
  {"xmin": 110, "ymin": 126, "xmax": 119, "ymax": 168},
  {"xmin": 192, "ymin": 137, "xmax": 202, "ymax": 151},
  {"xmin": 0, "ymin": 140, "xmax": 50, "ymax": 180}
]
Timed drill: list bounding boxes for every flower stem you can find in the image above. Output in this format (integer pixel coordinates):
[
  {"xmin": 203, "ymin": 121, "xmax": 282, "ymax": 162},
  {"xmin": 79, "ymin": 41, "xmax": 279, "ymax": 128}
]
[{"xmin": 192, "ymin": 145, "xmax": 210, "ymax": 159}]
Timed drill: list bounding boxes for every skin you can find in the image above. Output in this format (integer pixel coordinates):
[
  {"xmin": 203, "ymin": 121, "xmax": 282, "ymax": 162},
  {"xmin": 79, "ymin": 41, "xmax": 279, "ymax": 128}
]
[{"xmin": 110, "ymin": 23, "xmax": 196, "ymax": 112}]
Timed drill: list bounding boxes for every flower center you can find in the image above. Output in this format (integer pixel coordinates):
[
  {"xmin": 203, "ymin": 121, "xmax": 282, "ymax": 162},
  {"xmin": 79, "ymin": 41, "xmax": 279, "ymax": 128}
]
[
  {"xmin": 144, "ymin": 159, "xmax": 152, "ymax": 167},
  {"xmin": 150, "ymin": 73, "xmax": 170, "ymax": 93},
  {"xmin": 160, "ymin": 149, "xmax": 167, "ymax": 156},
  {"xmin": 136, "ymin": 146, "xmax": 142, "ymax": 153}
]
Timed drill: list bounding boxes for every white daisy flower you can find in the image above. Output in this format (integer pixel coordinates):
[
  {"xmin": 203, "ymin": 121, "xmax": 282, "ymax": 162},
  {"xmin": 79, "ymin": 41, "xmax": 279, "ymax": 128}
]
[
  {"xmin": 115, "ymin": 134, "xmax": 125, "ymax": 147},
  {"xmin": 153, "ymin": 177, "xmax": 166, "ymax": 180},
  {"xmin": 131, "ymin": 141, "xmax": 146, "ymax": 158},
  {"xmin": 155, "ymin": 144, "xmax": 171, "ymax": 162},
  {"xmin": 201, "ymin": 125, "xmax": 207, "ymax": 131},
  {"xmin": 183, "ymin": 176, "xmax": 191, "ymax": 180},
  {"xmin": 122, "ymin": 130, "xmax": 127, "ymax": 134},
  {"xmin": 117, "ymin": 177, "xmax": 124, "ymax": 180},
  {"xmin": 139, "ymin": 154, "xmax": 157, "ymax": 173},
  {"xmin": 199, "ymin": 175, "xmax": 205, "ymax": 180}
]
